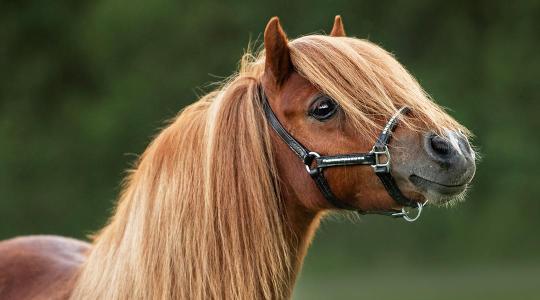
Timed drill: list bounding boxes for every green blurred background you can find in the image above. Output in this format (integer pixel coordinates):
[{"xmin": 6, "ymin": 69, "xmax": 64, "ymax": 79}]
[{"xmin": 1, "ymin": 1, "xmax": 539, "ymax": 299}]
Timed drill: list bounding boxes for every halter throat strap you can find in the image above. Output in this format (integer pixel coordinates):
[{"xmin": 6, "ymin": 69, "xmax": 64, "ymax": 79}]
[{"xmin": 260, "ymin": 88, "xmax": 422, "ymax": 219}]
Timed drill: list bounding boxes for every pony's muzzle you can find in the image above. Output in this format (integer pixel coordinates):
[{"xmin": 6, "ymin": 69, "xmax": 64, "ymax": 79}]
[{"xmin": 409, "ymin": 131, "xmax": 476, "ymax": 196}]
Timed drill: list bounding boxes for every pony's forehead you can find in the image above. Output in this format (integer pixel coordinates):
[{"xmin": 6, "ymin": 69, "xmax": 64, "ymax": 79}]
[
  {"xmin": 291, "ymin": 35, "xmax": 382, "ymax": 52},
  {"xmin": 289, "ymin": 35, "xmax": 393, "ymax": 63}
]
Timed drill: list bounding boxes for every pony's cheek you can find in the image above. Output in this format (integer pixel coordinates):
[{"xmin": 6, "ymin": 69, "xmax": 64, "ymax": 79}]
[{"xmin": 324, "ymin": 167, "xmax": 393, "ymax": 210}]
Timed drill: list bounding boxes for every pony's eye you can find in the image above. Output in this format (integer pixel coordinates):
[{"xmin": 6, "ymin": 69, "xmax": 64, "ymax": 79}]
[{"xmin": 309, "ymin": 96, "xmax": 338, "ymax": 121}]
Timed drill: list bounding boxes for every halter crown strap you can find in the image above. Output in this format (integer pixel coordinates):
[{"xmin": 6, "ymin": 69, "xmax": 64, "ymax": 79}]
[{"xmin": 260, "ymin": 88, "xmax": 421, "ymax": 219}]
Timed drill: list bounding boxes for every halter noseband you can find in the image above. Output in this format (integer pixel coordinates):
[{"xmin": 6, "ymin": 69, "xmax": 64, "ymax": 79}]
[{"xmin": 260, "ymin": 88, "xmax": 427, "ymax": 222}]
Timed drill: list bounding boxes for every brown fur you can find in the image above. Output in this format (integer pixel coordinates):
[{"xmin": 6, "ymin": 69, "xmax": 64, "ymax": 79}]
[
  {"xmin": 264, "ymin": 17, "xmax": 293, "ymax": 85},
  {"xmin": 0, "ymin": 236, "xmax": 89, "ymax": 300},
  {"xmin": 0, "ymin": 16, "xmax": 470, "ymax": 299},
  {"xmin": 330, "ymin": 15, "xmax": 346, "ymax": 37}
]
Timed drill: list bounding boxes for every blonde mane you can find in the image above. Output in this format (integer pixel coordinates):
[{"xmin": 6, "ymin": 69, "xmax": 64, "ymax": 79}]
[{"xmin": 71, "ymin": 35, "xmax": 466, "ymax": 299}]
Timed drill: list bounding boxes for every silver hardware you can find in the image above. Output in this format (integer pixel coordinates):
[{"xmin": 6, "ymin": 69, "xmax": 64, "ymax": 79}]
[
  {"xmin": 371, "ymin": 145, "xmax": 391, "ymax": 172},
  {"xmin": 392, "ymin": 200, "xmax": 428, "ymax": 222},
  {"xmin": 304, "ymin": 151, "xmax": 321, "ymax": 173}
]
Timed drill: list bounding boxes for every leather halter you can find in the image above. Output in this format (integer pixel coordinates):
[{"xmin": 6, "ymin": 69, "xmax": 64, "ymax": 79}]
[{"xmin": 260, "ymin": 88, "xmax": 427, "ymax": 221}]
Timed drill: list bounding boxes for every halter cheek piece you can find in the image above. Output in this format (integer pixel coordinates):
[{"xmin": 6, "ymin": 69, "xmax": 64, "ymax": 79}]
[{"xmin": 260, "ymin": 88, "xmax": 427, "ymax": 222}]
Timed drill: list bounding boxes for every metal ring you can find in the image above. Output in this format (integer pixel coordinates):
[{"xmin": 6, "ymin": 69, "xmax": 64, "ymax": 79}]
[
  {"xmin": 401, "ymin": 199, "xmax": 429, "ymax": 222},
  {"xmin": 304, "ymin": 151, "xmax": 321, "ymax": 173}
]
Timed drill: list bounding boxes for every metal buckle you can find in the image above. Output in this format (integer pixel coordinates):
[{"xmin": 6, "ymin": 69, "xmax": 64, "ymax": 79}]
[
  {"xmin": 391, "ymin": 200, "xmax": 428, "ymax": 222},
  {"xmin": 371, "ymin": 145, "xmax": 391, "ymax": 173},
  {"xmin": 304, "ymin": 151, "xmax": 321, "ymax": 176}
]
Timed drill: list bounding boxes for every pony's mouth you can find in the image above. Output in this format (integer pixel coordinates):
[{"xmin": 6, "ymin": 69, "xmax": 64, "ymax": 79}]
[{"xmin": 409, "ymin": 174, "xmax": 467, "ymax": 196}]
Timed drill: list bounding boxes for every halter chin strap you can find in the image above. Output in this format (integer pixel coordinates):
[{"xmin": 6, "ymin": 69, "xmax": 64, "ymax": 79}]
[{"xmin": 260, "ymin": 88, "xmax": 427, "ymax": 221}]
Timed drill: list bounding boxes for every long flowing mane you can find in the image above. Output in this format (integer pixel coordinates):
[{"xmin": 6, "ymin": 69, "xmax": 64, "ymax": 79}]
[{"xmin": 70, "ymin": 35, "xmax": 466, "ymax": 299}]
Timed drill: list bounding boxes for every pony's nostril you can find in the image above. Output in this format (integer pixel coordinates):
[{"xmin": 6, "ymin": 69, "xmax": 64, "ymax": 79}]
[
  {"xmin": 423, "ymin": 131, "xmax": 475, "ymax": 174},
  {"xmin": 430, "ymin": 135, "xmax": 451, "ymax": 157}
]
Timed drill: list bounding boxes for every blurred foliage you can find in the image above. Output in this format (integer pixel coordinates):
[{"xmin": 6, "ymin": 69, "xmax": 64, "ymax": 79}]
[{"xmin": 1, "ymin": 0, "xmax": 539, "ymax": 298}]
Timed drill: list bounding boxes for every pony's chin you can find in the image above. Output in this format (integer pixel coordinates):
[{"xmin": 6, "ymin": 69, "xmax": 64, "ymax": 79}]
[
  {"xmin": 408, "ymin": 174, "xmax": 470, "ymax": 207},
  {"xmin": 423, "ymin": 186, "xmax": 469, "ymax": 208}
]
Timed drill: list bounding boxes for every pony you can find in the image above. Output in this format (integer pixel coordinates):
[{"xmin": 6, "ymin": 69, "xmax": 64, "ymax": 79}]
[{"xmin": 0, "ymin": 16, "xmax": 476, "ymax": 299}]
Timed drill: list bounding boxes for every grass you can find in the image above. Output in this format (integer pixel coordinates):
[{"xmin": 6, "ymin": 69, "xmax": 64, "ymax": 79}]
[{"xmin": 293, "ymin": 263, "xmax": 540, "ymax": 300}]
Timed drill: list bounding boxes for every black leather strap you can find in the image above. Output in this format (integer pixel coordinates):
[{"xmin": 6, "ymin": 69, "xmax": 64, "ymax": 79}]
[
  {"xmin": 374, "ymin": 107, "xmax": 410, "ymax": 148},
  {"xmin": 260, "ymin": 87, "xmax": 413, "ymax": 217},
  {"xmin": 261, "ymin": 96, "xmax": 310, "ymax": 160},
  {"xmin": 316, "ymin": 153, "xmax": 375, "ymax": 169},
  {"xmin": 372, "ymin": 107, "xmax": 415, "ymax": 207}
]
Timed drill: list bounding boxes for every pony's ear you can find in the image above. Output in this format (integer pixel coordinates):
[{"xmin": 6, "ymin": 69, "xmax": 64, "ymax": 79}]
[
  {"xmin": 264, "ymin": 17, "xmax": 292, "ymax": 86},
  {"xmin": 330, "ymin": 15, "xmax": 346, "ymax": 37}
]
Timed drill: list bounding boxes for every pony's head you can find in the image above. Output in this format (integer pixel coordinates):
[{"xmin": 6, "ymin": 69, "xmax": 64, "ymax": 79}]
[{"xmin": 262, "ymin": 16, "xmax": 476, "ymax": 214}]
